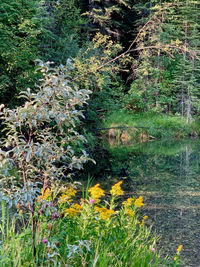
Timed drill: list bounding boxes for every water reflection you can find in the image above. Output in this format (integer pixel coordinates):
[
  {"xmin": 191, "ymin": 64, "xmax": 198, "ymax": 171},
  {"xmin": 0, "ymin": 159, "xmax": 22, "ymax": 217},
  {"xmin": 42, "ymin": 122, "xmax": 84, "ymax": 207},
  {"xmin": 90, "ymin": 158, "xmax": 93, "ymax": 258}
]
[{"xmin": 105, "ymin": 139, "xmax": 200, "ymax": 266}]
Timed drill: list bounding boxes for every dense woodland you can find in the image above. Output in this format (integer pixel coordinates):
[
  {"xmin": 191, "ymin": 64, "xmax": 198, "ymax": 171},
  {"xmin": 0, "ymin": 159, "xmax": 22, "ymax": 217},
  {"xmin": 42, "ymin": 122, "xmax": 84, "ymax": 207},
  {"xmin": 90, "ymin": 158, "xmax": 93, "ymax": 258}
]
[
  {"xmin": 0, "ymin": 0, "xmax": 199, "ymax": 266},
  {"xmin": 1, "ymin": 0, "xmax": 200, "ymax": 120}
]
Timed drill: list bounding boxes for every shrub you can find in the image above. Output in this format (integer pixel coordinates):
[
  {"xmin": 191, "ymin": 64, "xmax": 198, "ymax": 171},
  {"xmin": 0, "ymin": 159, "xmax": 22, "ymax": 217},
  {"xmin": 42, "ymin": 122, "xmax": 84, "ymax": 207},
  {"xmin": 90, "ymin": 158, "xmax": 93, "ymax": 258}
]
[{"xmin": 0, "ymin": 61, "xmax": 92, "ymax": 198}]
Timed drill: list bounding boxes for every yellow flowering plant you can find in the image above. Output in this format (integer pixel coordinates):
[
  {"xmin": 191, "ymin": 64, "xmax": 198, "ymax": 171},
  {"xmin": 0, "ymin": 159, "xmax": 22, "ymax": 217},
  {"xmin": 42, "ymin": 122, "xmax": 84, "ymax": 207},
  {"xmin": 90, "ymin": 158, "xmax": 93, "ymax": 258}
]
[
  {"xmin": 58, "ymin": 186, "xmax": 77, "ymax": 204},
  {"xmin": 177, "ymin": 245, "xmax": 183, "ymax": 253},
  {"xmin": 134, "ymin": 196, "xmax": 144, "ymax": 208},
  {"xmin": 173, "ymin": 245, "xmax": 183, "ymax": 265},
  {"xmin": 109, "ymin": 181, "xmax": 124, "ymax": 210},
  {"xmin": 110, "ymin": 181, "xmax": 124, "ymax": 196},
  {"xmin": 6, "ymin": 181, "xmax": 183, "ymax": 266},
  {"xmin": 88, "ymin": 183, "xmax": 105, "ymax": 202}
]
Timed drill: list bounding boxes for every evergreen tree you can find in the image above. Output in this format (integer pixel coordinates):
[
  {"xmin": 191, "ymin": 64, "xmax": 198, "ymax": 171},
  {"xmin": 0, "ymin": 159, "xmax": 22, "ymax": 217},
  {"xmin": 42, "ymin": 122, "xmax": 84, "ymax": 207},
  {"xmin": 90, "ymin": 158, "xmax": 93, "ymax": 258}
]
[
  {"xmin": 170, "ymin": 0, "xmax": 200, "ymax": 122},
  {"xmin": 37, "ymin": 0, "xmax": 86, "ymax": 64},
  {"xmin": 126, "ymin": 0, "xmax": 200, "ymax": 121},
  {"xmin": 86, "ymin": 0, "xmax": 132, "ymax": 42}
]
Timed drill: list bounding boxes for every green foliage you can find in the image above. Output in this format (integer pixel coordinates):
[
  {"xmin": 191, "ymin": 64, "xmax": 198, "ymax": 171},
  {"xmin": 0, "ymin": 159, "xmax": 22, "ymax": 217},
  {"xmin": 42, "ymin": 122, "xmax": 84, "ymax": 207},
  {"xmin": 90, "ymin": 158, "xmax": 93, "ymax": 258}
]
[
  {"xmin": 0, "ymin": 0, "xmax": 87, "ymax": 107},
  {"xmin": 0, "ymin": 0, "xmax": 42, "ymax": 106},
  {"xmin": 68, "ymin": 33, "xmax": 127, "ymax": 128},
  {"xmin": 38, "ymin": 0, "xmax": 86, "ymax": 64},
  {"xmin": 0, "ymin": 61, "xmax": 92, "ymax": 201},
  {"xmin": 85, "ymin": 0, "xmax": 131, "ymax": 39},
  {"xmin": 126, "ymin": 1, "xmax": 200, "ymax": 121}
]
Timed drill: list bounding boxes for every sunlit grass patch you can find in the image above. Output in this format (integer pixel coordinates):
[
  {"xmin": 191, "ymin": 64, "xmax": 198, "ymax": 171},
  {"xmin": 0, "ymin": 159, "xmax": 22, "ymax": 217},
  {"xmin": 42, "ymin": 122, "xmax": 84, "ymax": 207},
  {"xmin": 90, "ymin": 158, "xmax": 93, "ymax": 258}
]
[{"xmin": 103, "ymin": 109, "xmax": 200, "ymax": 139}]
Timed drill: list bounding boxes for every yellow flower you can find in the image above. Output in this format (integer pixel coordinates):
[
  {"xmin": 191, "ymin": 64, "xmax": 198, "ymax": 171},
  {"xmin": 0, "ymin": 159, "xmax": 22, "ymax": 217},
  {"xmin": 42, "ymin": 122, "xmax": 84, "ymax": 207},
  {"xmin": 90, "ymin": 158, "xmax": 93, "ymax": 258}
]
[
  {"xmin": 110, "ymin": 181, "xmax": 124, "ymax": 196},
  {"xmin": 37, "ymin": 188, "xmax": 51, "ymax": 202},
  {"xmin": 58, "ymin": 187, "xmax": 77, "ymax": 203},
  {"xmin": 125, "ymin": 208, "xmax": 135, "ymax": 216},
  {"xmin": 174, "ymin": 257, "xmax": 177, "ymax": 261},
  {"xmin": 134, "ymin": 196, "xmax": 144, "ymax": 207},
  {"xmin": 94, "ymin": 206, "xmax": 115, "ymax": 220},
  {"xmin": 58, "ymin": 194, "xmax": 68, "ymax": 204},
  {"xmin": 64, "ymin": 203, "xmax": 83, "ymax": 217},
  {"xmin": 64, "ymin": 208, "xmax": 78, "ymax": 217},
  {"xmin": 123, "ymin": 198, "xmax": 134, "ymax": 206},
  {"xmin": 177, "ymin": 245, "xmax": 183, "ymax": 252},
  {"xmin": 71, "ymin": 203, "xmax": 83, "ymax": 211},
  {"xmin": 140, "ymin": 215, "xmax": 148, "ymax": 226},
  {"xmin": 88, "ymin": 184, "xmax": 105, "ymax": 202},
  {"xmin": 65, "ymin": 187, "xmax": 77, "ymax": 197}
]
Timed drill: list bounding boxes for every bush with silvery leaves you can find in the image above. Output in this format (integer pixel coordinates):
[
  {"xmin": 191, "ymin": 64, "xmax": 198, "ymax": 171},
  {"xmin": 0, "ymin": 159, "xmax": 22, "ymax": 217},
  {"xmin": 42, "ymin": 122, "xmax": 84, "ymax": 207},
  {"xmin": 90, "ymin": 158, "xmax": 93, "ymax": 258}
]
[{"xmin": 0, "ymin": 60, "xmax": 92, "ymax": 204}]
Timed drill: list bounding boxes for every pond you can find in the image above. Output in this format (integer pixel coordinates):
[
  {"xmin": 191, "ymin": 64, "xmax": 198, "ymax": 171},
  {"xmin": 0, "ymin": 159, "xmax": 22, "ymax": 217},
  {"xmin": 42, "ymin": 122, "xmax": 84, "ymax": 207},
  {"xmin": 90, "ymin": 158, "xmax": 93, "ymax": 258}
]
[
  {"xmin": 1, "ymin": 138, "xmax": 200, "ymax": 266},
  {"xmin": 95, "ymin": 138, "xmax": 200, "ymax": 266}
]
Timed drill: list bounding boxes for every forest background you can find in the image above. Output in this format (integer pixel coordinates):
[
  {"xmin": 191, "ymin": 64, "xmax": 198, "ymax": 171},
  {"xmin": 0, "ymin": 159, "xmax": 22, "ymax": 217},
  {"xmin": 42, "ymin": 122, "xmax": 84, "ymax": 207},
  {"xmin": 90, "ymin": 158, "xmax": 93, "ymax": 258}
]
[{"xmin": 1, "ymin": 0, "xmax": 200, "ymax": 119}]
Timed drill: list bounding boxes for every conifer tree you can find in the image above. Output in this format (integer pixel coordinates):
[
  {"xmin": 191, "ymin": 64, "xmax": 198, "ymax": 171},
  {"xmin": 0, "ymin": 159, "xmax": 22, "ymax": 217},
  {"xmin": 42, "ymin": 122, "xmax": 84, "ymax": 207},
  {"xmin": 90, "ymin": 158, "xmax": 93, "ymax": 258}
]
[
  {"xmin": 87, "ymin": 0, "xmax": 131, "ymax": 41},
  {"xmin": 126, "ymin": 0, "xmax": 200, "ymax": 121},
  {"xmin": 37, "ymin": 0, "xmax": 86, "ymax": 64}
]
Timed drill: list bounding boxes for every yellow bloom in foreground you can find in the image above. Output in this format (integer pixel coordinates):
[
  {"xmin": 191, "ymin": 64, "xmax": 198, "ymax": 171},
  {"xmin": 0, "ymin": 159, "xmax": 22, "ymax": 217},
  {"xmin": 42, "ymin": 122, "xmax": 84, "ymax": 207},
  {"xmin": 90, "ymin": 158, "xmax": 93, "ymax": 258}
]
[
  {"xmin": 140, "ymin": 215, "xmax": 148, "ymax": 227},
  {"xmin": 64, "ymin": 208, "xmax": 78, "ymax": 217},
  {"xmin": 174, "ymin": 257, "xmax": 177, "ymax": 261},
  {"xmin": 123, "ymin": 198, "xmax": 134, "ymax": 206},
  {"xmin": 125, "ymin": 208, "xmax": 135, "ymax": 216},
  {"xmin": 71, "ymin": 203, "xmax": 83, "ymax": 211},
  {"xmin": 65, "ymin": 203, "xmax": 83, "ymax": 217},
  {"xmin": 37, "ymin": 188, "xmax": 51, "ymax": 202},
  {"xmin": 177, "ymin": 245, "xmax": 183, "ymax": 252},
  {"xmin": 94, "ymin": 206, "xmax": 115, "ymax": 220},
  {"xmin": 88, "ymin": 184, "xmax": 105, "ymax": 202},
  {"xmin": 58, "ymin": 187, "xmax": 77, "ymax": 204},
  {"xmin": 58, "ymin": 194, "xmax": 69, "ymax": 204},
  {"xmin": 110, "ymin": 181, "xmax": 124, "ymax": 196},
  {"xmin": 134, "ymin": 196, "xmax": 144, "ymax": 207}
]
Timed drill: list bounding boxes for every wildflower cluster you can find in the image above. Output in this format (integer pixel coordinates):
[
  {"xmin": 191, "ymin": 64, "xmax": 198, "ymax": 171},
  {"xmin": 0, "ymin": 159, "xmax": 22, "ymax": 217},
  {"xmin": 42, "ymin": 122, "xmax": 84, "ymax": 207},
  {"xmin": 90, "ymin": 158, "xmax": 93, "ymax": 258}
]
[
  {"xmin": 36, "ymin": 182, "xmax": 147, "ymax": 224},
  {"xmin": 134, "ymin": 196, "xmax": 144, "ymax": 207},
  {"xmin": 10, "ymin": 181, "xmax": 183, "ymax": 266},
  {"xmin": 60, "ymin": 181, "xmax": 146, "ymax": 223},
  {"xmin": 88, "ymin": 183, "xmax": 105, "ymax": 202},
  {"xmin": 58, "ymin": 186, "xmax": 77, "ymax": 204},
  {"xmin": 110, "ymin": 181, "xmax": 124, "ymax": 196},
  {"xmin": 94, "ymin": 206, "xmax": 115, "ymax": 220}
]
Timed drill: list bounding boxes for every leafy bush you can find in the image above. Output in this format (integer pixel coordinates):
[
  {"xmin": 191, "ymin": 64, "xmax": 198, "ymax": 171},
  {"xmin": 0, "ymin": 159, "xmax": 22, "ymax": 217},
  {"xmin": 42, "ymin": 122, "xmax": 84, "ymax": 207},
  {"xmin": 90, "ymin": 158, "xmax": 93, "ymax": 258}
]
[{"xmin": 0, "ymin": 60, "xmax": 92, "ymax": 202}]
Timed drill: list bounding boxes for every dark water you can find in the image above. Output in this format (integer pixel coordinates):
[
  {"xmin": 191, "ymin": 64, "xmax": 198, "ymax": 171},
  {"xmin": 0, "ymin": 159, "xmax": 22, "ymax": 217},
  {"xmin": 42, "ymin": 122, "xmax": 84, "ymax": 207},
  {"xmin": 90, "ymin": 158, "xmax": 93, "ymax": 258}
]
[{"xmin": 99, "ymin": 139, "xmax": 200, "ymax": 267}]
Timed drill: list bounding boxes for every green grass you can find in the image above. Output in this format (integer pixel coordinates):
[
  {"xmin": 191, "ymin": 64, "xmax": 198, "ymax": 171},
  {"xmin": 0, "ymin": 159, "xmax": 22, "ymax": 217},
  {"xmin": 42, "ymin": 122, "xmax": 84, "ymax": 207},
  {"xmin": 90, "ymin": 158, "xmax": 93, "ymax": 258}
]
[{"xmin": 103, "ymin": 109, "xmax": 200, "ymax": 139}]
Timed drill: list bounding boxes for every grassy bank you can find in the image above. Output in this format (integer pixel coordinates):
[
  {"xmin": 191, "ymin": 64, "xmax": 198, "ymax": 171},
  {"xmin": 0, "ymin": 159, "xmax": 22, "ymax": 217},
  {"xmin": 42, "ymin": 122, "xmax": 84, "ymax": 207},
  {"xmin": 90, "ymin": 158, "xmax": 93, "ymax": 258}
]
[{"xmin": 102, "ymin": 110, "xmax": 200, "ymax": 141}]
